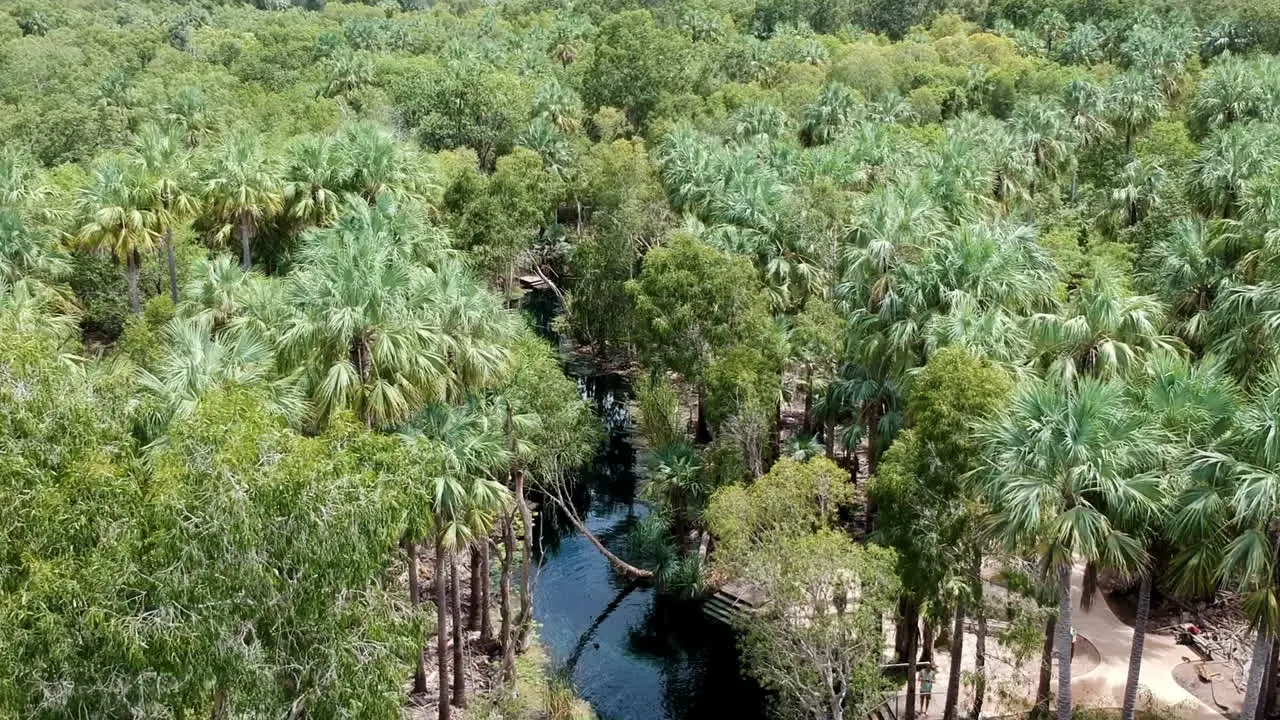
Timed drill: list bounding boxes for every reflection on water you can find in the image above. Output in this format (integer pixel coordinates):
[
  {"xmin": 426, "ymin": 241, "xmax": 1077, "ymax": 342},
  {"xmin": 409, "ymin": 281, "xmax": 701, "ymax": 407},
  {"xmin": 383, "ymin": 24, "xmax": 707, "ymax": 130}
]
[{"xmin": 531, "ymin": 372, "xmax": 768, "ymax": 720}]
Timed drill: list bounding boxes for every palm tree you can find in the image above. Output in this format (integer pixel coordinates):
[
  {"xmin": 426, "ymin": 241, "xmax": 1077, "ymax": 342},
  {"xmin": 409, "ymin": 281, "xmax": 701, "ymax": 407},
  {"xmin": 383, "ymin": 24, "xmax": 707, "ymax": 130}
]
[
  {"xmin": 1188, "ymin": 365, "xmax": 1280, "ymax": 720},
  {"xmin": 135, "ymin": 316, "xmax": 306, "ymax": 439},
  {"xmin": 1107, "ymin": 71, "xmax": 1165, "ymax": 156},
  {"xmin": 202, "ymin": 130, "xmax": 282, "ymax": 271},
  {"xmin": 982, "ymin": 376, "xmax": 1161, "ymax": 720},
  {"xmin": 1105, "ymin": 158, "xmax": 1166, "ymax": 230},
  {"xmin": 403, "ymin": 402, "xmax": 510, "ymax": 712},
  {"xmin": 1009, "ymin": 96, "xmax": 1073, "ymax": 193},
  {"xmin": 800, "ymin": 84, "xmax": 861, "ymax": 147},
  {"xmin": 282, "ymin": 134, "xmax": 347, "ymax": 229},
  {"xmin": 532, "ymin": 80, "xmax": 584, "ymax": 134},
  {"xmin": 76, "ymin": 157, "xmax": 157, "ymax": 314},
  {"xmin": 135, "ymin": 123, "xmax": 200, "ymax": 303},
  {"xmin": 1139, "ymin": 218, "xmax": 1231, "ymax": 353},
  {"xmin": 1188, "ymin": 123, "xmax": 1279, "ymax": 220},
  {"xmin": 1030, "ymin": 270, "xmax": 1177, "ymax": 381},
  {"xmin": 0, "ymin": 211, "xmax": 70, "ymax": 307},
  {"xmin": 322, "ymin": 50, "xmax": 375, "ymax": 99},
  {"xmin": 1063, "ymin": 80, "xmax": 1113, "ymax": 201},
  {"xmin": 1190, "ymin": 54, "xmax": 1273, "ymax": 138},
  {"xmin": 1123, "ymin": 353, "xmax": 1237, "ymax": 720},
  {"xmin": 336, "ymin": 122, "xmax": 423, "ymax": 203},
  {"xmin": 279, "ymin": 197, "xmax": 449, "ymax": 429}
]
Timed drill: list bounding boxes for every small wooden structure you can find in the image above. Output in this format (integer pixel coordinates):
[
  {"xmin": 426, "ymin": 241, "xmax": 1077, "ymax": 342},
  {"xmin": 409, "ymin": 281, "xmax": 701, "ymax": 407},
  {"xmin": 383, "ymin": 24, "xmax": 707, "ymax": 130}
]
[{"xmin": 702, "ymin": 580, "xmax": 768, "ymax": 624}]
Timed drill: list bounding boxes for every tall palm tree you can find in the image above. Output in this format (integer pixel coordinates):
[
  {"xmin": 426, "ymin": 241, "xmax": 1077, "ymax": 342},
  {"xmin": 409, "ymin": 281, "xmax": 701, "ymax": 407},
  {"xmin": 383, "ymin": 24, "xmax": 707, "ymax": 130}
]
[
  {"xmin": 1139, "ymin": 218, "xmax": 1231, "ymax": 353},
  {"xmin": 1063, "ymin": 80, "xmax": 1113, "ymax": 201},
  {"xmin": 1107, "ymin": 71, "xmax": 1165, "ymax": 156},
  {"xmin": 76, "ymin": 157, "xmax": 157, "ymax": 314},
  {"xmin": 1124, "ymin": 353, "xmax": 1237, "ymax": 720},
  {"xmin": 1188, "ymin": 123, "xmax": 1279, "ymax": 220},
  {"xmin": 403, "ymin": 402, "xmax": 509, "ymax": 713},
  {"xmin": 1187, "ymin": 365, "xmax": 1280, "ymax": 720},
  {"xmin": 279, "ymin": 197, "xmax": 449, "ymax": 429},
  {"xmin": 0, "ymin": 211, "xmax": 70, "ymax": 308},
  {"xmin": 982, "ymin": 376, "xmax": 1161, "ymax": 720},
  {"xmin": 1105, "ymin": 159, "xmax": 1166, "ymax": 230},
  {"xmin": 135, "ymin": 123, "xmax": 200, "ymax": 303},
  {"xmin": 336, "ymin": 122, "xmax": 424, "ymax": 203},
  {"xmin": 1190, "ymin": 54, "xmax": 1274, "ymax": 138},
  {"xmin": 202, "ymin": 130, "xmax": 282, "ymax": 271},
  {"xmin": 135, "ymin": 316, "xmax": 306, "ymax": 439},
  {"xmin": 1009, "ymin": 96, "xmax": 1074, "ymax": 193}
]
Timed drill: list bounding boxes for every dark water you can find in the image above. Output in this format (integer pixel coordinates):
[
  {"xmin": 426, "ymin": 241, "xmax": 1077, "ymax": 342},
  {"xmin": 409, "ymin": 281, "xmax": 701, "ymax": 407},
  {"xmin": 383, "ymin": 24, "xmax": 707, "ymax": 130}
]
[{"xmin": 531, "ymin": 372, "xmax": 769, "ymax": 720}]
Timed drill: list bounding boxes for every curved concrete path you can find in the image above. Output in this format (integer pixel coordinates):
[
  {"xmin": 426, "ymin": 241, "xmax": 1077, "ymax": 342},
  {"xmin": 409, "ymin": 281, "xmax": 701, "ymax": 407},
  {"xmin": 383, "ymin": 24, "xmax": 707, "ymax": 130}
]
[
  {"xmin": 1064, "ymin": 565, "xmax": 1221, "ymax": 720},
  {"xmin": 915, "ymin": 564, "xmax": 1229, "ymax": 720}
]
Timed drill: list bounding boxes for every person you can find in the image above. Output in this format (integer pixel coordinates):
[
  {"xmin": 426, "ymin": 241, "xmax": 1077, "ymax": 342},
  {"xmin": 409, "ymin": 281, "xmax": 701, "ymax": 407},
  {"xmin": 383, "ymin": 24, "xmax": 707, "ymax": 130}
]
[{"xmin": 919, "ymin": 663, "xmax": 936, "ymax": 715}]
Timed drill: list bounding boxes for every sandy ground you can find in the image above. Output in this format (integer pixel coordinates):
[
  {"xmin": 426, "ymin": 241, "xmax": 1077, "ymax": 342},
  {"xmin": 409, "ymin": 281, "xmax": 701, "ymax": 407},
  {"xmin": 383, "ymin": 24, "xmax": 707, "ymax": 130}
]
[{"xmin": 893, "ymin": 564, "xmax": 1236, "ymax": 720}]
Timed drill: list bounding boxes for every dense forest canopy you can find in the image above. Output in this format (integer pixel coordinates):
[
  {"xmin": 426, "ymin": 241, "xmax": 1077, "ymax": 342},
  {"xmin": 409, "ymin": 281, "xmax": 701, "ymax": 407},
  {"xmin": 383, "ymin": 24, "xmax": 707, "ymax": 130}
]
[{"xmin": 9, "ymin": 0, "xmax": 1280, "ymax": 718}]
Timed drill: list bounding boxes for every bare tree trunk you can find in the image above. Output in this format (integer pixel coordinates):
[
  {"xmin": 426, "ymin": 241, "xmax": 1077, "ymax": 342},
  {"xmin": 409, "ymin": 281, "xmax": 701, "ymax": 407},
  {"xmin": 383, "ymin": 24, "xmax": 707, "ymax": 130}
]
[
  {"xmin": 1255, "ymin": 637, "xmax": 1277, "ymax": 720},
  {"xmin": 436, "ymin": 536, "xmax": 452, "ymax": 720},
  {"xmin": 164, "ymin": 225, "xmax": 180, "ymax": 303},
  {"xmin": 967, "ymin": 556, "xmax": 988, "ymax": 717},
  {"xmin": 1055, "ymin": 562, "xmax": 1074, "ymax": 720},
  {"xmin": 1121, "ymin": 572, "xmax": 1152, "ymax": 720},
  {"xmin": 803, "ymin": 366, "xmax": 813, "ymax": 434},
  {"xmin": 944, "ymin": 598, "xmax": 965, "ymax": 720},
  {"xmin": 126, "ymin": 249, "xmax": 142, "ymax": 314},
  {"xmin": 468, "ymin": 546, "xmax": 482, "ymax": 631},
  {"xmin": 515, "ymin": 470, "xmax": 535, "ymax": 650},
  {"xmin": 695, "ymin": 388, "xmax": 711, "ymax": 444},
  {"xmin": 406, "ymin": 540, "xmax": 428, "ymax": 695},
  {"xmin": 479, "ymin": 541, "xmax": 492, "ymax": 643},
  {"xmin": 450, "ymin": 555, "xmax": 467, "ymax": 708},
  {"xmin": 1032, "ymin": 611, "xmax": 1056, "ymax": 720},
  {"xmin": 905, "ymin": 600, "xmax": 920, "ymax": 720},
  {"xmin": 1244, "ymin": 632, "xmax": 1274, "ymax": 720},
  {"xmin": 824, "ymin": 415, "xmax": 835, "ymax": 459},
  {"xmin": 237, "ymin": 214, "xmax": 252, "ymax": 271},
  {"xmin": 547, "ymin": 494, "xmax": 654, "ymax": 579},
  {"xmin": 499, "ymin": 512, "xmax": 516, "ymax": 684},
  {"xmin": 921, "ymin": 619, "xmax": 936, "ymax": 663},
  {"xmin": 211, "ymin": 682, "xmax": 229, "ymax": 720}
]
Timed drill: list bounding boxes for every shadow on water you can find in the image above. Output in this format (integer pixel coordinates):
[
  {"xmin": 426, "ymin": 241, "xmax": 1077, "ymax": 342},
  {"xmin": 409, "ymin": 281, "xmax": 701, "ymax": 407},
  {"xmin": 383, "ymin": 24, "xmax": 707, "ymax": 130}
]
[{"xmin": 531, "ymin": 370, "xmax": 768, "ymax": 720}]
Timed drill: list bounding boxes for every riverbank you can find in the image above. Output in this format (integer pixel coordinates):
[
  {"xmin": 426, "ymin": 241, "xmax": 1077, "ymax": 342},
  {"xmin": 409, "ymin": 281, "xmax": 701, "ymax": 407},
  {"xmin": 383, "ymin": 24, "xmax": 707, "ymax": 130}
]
[{"xmin": 463, "ymin": 639, "xmax": 597, "ymax": 720}]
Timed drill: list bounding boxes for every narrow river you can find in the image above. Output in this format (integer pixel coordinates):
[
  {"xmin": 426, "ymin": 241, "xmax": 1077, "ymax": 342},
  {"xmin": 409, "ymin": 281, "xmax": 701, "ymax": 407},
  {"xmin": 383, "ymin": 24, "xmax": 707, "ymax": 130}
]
[{"xmin": 531, "ymin": 370, "xmax": 768, "ymax": 720}]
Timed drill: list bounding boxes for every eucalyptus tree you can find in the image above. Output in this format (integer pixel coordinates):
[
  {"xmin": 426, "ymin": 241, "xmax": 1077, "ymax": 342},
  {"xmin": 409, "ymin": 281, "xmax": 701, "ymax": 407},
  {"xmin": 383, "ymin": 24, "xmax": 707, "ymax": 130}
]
[
  {"xmin": 1106, "ymin": 71, "xmax": 1165, "ymax": 156},
  {"xmin": 981, "ymin": 376, "xmax": 1161, "ymax": 720},
  {"xmin": 202, "ymin": 130, "xmax": 282, "ymax": 271},
  {"xmin": 75, "ymin": 157, "xmax": 156, "ymax": 314},
  {"xmin": 134, "ymin": 122, "xmax": 200, "ymax": 303}
]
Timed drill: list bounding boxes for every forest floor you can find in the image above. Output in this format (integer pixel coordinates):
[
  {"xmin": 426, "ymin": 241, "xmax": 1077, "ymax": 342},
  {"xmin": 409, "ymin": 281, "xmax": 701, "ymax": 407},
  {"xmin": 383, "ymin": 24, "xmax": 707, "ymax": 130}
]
[{"xmin": 895, "ymin": 564, "xmax": 1233, "ymax": 720}]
